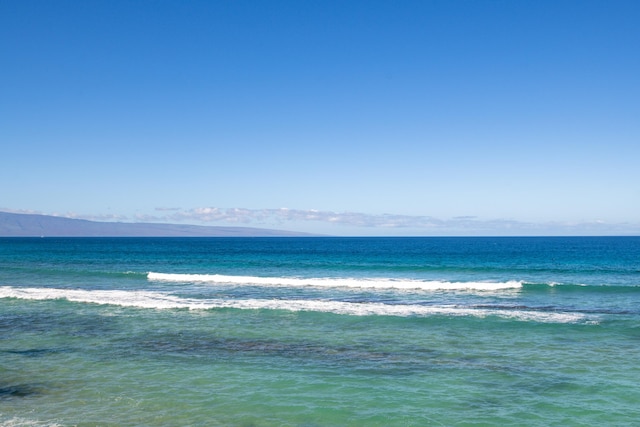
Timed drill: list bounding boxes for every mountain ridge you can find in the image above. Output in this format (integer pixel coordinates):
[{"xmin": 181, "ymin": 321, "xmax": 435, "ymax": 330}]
[{"xmin": 0, "ymin": 211, "xmax": 313, "ymax": 237}]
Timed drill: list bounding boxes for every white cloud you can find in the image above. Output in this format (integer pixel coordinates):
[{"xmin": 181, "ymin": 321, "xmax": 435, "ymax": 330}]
[
  {"xmin": 163, "ymin": 208, "xmax": 442, "ymax": 228},
  {"xmin": 4, "ymin": 206, "xmax": 638, "ymax": 235},
  {"xmin": 150, "ymin": 207, "xmax": 640, "ymax": 235}
]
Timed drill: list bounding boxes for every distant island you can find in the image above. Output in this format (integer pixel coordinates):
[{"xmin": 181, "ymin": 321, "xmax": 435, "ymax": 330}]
[{"xmin": 0, "ymin": 211, "xmax": 312, "ymax": 237}]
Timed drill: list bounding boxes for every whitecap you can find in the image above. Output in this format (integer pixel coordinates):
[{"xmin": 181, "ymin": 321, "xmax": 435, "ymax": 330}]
[
  {"xmin": 147, "ymin": 272, "xmax": 523, "ymax": 291},
  {"xmin": 0, "ymin": 286, "xmax": 589, "ymax": 324}
]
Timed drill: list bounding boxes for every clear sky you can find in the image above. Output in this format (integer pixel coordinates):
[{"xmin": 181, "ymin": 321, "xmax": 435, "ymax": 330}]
[{"xmin": 2, "ymin": 0, "xmax": 639, "ymax": 235}]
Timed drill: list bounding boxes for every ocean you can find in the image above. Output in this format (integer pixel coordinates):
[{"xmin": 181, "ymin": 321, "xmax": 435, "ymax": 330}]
[{"xmin": 1, "ymin": 236, "xmax": 639, "ymax": 426}]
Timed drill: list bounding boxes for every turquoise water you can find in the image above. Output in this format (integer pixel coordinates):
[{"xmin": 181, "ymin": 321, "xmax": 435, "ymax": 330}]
[{"xmin": 1, "ymin": 237, "xmax": 639, "ymax": 426}]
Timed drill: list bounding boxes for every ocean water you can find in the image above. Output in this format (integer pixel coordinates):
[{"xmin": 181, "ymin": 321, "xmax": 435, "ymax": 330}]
[{"xmin": 1, "ymin": 236, "xmax": 639, "ymax": 426}]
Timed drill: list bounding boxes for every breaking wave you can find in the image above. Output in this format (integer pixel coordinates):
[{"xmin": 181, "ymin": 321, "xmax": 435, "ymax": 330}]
[
  {"xmin": 0, "ymin": 286, "xmax": 590, "ymax": 324},
  {"xmin": 147, "ymin": 272, "xmax": 523, "ymax": 291}
]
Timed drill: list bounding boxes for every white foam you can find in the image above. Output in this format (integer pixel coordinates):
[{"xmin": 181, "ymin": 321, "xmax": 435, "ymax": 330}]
[
  {"xmin": 0, "ymin": 417, "xmax": 63, "ymax": 427},
  {"xmin": 147, "ymin": 272, "xmax": 523, "ymax": 291},
  {"xmin": 0, "ymin": 286, "xmax": 588, "ymax": 324}
]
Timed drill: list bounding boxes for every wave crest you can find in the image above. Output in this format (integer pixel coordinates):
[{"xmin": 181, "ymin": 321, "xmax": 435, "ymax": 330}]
[
  {"xmin": 147, "ymin": 272, "xmax": 523, "ymax": 291},
  {"xmin": 0, "ymin": 286, "xmax": 589, "ymax": 324}
]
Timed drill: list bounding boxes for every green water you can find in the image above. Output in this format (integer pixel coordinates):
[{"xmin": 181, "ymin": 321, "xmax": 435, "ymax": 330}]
[{"xmin": 2, "ymin": 300, "xmax": 640, "ymax": 426}]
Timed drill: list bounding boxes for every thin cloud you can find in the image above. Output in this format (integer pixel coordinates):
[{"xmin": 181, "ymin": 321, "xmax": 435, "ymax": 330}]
[
  {"xmin": 0, "ymin": 208, "xmax": 43, "ymax": 215},
  {"xmin": 61, "ymin": 212, "xmax": 130, "ymax": 222},
  {"xmin": 0, "ymin": 208, "xmax": 129, "ymax": 222},
  {"xmin": 156, "ymin": 207, "xmax": 640, "ymax": 235},
  {"xmin": 164, "ymin": 207, "xmax": 443, "ymax": 228},
  {"xmin": 4, "ymin": 207, "xmax": 638, "ymax": 235}
]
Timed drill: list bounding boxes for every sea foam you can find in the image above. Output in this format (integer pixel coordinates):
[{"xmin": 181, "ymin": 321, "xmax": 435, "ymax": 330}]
[
  {"xmin": 0, "ymin": 286, "xmax": 588, "ymax": 324},
  {"xmin": 147, "ymin": 272, "xmax": 523, "ymax": 291}
]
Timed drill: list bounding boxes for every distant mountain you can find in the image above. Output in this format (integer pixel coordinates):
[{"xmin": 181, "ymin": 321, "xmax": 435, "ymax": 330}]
[{"xmin": 0, "ymin": 211, "xmax": 313, "ymax": 237}]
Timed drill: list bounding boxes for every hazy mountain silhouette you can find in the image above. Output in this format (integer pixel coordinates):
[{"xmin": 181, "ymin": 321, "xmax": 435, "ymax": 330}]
[{"xmin": 0, "ymin": 212, "xmax": 311, "ymax": 237}]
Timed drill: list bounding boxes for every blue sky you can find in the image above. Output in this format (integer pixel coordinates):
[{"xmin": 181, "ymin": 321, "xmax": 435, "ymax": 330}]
[{"xmin": 2, "ymin": 0, "xmax": 639, "ymax": 235}]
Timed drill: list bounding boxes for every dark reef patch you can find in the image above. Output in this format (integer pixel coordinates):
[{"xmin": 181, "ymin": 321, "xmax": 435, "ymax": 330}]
[{"xmin": 0, "ymin": 383, "xmax": 42, "ymax": 399}]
